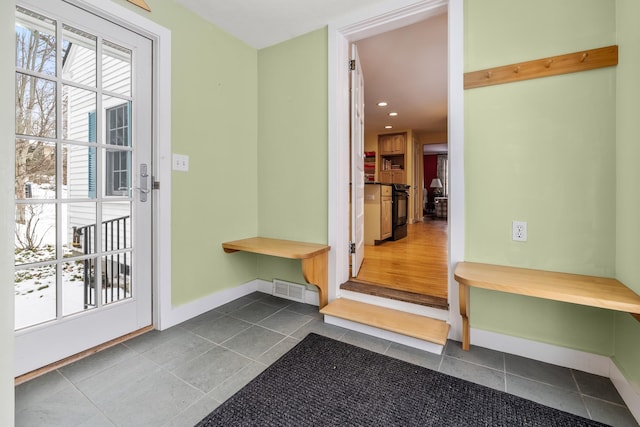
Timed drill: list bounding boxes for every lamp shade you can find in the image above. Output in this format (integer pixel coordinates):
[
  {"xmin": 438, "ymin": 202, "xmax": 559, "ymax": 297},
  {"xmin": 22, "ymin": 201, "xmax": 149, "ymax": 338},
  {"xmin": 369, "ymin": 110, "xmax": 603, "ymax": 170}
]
[{"xmin": 430, "ymin": 178, "xmax": 443, "ymax": 189}]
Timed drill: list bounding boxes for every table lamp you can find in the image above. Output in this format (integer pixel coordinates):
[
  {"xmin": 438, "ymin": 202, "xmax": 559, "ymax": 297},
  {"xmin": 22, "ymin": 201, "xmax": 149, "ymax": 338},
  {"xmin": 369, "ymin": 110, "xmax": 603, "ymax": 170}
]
[{"xmin": 430, "ymin": 178, "xmax": 443, "ymax": 196}]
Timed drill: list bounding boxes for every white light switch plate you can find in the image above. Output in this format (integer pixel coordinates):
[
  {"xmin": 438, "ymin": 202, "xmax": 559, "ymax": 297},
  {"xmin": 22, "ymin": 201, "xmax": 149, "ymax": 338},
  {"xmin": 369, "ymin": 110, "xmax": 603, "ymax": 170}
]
[{"xmin": 172, "ymin": 154, "xmax": 189, "ymax": 171}]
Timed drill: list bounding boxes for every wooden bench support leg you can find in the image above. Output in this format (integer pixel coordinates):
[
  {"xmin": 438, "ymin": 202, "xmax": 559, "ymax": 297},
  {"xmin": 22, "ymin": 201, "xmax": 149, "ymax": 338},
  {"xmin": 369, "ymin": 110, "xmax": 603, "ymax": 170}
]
[
  {"xmin": 301, "ymin": 251, "xmax": 328, "ymax": 308},
  {"xmin": 459, "ymin": 283, "xmax": 470, "ymax": 351}
]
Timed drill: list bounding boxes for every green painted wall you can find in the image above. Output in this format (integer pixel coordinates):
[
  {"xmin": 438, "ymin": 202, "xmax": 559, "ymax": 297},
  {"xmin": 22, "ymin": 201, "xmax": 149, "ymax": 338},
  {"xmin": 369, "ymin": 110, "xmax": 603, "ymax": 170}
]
[
  {"xmin": 1, "ymin": 1, "xmax": 16, "ymax": 423},
  {"xmin": 614, "ymin": 0, "xmax": 640, "ymax": 385},
  {"xmin": 118, "ymin": 1, "xmax": 260, "ymax": 305},
  {"xmin": 256, "ymin": 28, "xmax": 329, "ymax": 284},
  {"xmin": 614, "ymin": 313, "xmax": 640, "ymax": 386},
  {"xmin": 464, "ymin": 0, "xmax": 617, "ymax": 354}
]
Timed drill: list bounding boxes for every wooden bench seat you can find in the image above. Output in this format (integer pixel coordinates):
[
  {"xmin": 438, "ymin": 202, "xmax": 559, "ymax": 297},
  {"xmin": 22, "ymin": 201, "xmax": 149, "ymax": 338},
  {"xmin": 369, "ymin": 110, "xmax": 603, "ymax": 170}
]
[
  {"xmin": 454, "ymin": 262, "xmax": 640, "ymax": 351},
  {"xmin": 222, "ymin": 237, "xmax": 330, "ymax": 308}
]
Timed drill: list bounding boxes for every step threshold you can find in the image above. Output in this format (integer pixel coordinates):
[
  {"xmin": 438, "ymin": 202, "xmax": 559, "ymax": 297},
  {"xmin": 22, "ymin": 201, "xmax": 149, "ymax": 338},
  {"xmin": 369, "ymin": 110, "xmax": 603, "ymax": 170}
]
[
  {"xmin": 320, "ymin": 298, "xmax": 450, "ymax": 346},
  {"xmin": 341, "ymin": 280, "xmax": 448, "ymax": 310}
]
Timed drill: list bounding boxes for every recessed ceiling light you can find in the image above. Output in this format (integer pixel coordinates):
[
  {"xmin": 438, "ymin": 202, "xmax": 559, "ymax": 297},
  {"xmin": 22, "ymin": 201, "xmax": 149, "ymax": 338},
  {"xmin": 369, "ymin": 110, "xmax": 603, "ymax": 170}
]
[
  {"xmin": 385, "ymin": 125, "xmax": 393, "ymax": 129},
  {"xmin": 377, "ymin": 102, "xmax": 388, "ymax": 107},
  {"xmin": 389, "ymin": 112, "xmax": 398, "ymax": 117}
]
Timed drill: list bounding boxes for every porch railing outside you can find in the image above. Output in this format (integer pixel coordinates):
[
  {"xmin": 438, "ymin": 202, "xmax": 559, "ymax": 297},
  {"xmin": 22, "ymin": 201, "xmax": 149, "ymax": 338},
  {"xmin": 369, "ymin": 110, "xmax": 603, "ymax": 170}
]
[{"xmin": 73, "ymin": 215, "xmax": 131, "ymax": 308}]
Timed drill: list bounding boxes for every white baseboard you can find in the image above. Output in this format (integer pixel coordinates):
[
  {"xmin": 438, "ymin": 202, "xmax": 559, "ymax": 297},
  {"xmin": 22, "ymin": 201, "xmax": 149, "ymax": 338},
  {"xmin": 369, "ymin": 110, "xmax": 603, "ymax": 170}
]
[
  {"xmin": 471, "ymin": 328, "xmax": 611, "ymax": 376},
  {"xmin": 324, "ymin": 315, "xmax": 445, "ymax": 355},
  {"xmin": 609, "ymin": 359, "xmax": 640, "ymax": 423},
  {"xmin": 255, "ymin": 279, "xmax": 272, "ymax": 294},
  {"xmin": 161, "ymin": 279, "xmax": 320, "ymax": 330},
  {"xmin": 159, "ymin": 280, "xmax": 259, "ymax": 329}
]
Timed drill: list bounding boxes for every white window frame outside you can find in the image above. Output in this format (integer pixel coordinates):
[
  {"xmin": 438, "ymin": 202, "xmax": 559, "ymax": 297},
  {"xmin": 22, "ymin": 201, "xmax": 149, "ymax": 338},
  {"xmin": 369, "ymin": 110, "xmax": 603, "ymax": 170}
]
[{"xmin": 105, "ymin": 102, "xmax": 130, "ymax": 197}]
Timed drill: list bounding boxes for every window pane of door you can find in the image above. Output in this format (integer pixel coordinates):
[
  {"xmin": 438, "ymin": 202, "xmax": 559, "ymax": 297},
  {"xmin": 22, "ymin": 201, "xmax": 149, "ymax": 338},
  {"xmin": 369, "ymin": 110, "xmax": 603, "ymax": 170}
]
[
  {"xmin": 102, "ymin": 40, "xmax": 131, "ymax": 96},
  {"xmin": 63, "ymin": 143, "xmax": 97, "ymax": 199},
  {"xmin": 102, "ymin": 252, "xmax": 131, "ymax": 305},
  {"xmin": 62, "ymin": 257, "xmax": 96, "ymax": 316},
  {"xmin": 64, "ymin": 202, "xmax": 97, "ymax": 256},
  {"xmin": 15, "ymin": 7, "xmax": 57, "ymax": 76},
  {"xmin": 62, "ymin": 24, "xmax": 96, "ymax": 87},
  {"xmin": 15, "ymin": 203, "xmax": 57, "ymax": 265},
  {"xmin": 15, "ymin": 74, "xmax": 56, "ymax": 139},
  {"xmin": 15, "ymin": 139, "xmax": 57, "ymax": 200},
  {"xmin": 15, "ymin": 263, "xmax": 57, "ymax": 330},
  {"xmin": 63, "ymin": 86, "xmax": 96, "ymax": 142}
]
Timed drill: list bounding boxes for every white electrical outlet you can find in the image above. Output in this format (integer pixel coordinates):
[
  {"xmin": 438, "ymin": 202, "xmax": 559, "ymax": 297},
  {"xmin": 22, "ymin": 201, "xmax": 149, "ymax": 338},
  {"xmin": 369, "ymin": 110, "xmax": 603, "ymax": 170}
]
[
  {"xmin": 172, "ymin": 154, "xmax": 189, "ymax": 171},
  {"xmin": 512, "ymin": 221, "xmax": 527, "ymax": 241}
]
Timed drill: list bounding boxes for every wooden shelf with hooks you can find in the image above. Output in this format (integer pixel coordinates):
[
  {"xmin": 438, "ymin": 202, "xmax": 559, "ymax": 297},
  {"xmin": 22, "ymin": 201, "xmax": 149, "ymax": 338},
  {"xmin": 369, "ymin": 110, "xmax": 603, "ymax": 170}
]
[{"xmin": 464, "ymin": 45, "xmax": 618, "ymax": 90}]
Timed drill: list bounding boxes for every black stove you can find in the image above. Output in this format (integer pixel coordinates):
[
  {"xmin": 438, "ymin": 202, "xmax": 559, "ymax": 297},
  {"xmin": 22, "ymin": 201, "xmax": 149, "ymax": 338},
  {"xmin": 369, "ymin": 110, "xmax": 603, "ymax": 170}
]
[{"xmin": 391, "ymin": 184, "xmax": 409, "ymax": 240}]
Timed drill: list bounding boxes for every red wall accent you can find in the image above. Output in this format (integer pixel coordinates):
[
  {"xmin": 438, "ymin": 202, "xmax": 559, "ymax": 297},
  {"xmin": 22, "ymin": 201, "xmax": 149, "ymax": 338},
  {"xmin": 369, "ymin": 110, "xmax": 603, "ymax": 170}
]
[{"xmin": 423, "ymin": 155, "xmax": 438, "ymax": 200}]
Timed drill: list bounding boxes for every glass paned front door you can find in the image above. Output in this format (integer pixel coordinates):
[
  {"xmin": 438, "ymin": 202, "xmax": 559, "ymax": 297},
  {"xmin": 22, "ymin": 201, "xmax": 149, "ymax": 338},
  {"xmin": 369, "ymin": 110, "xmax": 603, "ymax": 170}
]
[{"xmin": 14, "ymin": 2, "xmax": 148, "ymax": 336}]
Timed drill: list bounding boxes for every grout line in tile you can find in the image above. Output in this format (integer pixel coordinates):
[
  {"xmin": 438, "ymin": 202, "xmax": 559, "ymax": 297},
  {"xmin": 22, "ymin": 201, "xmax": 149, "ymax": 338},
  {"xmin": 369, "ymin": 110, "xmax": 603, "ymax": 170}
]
[
  {"xmin": 227, "ymin": 304, "xmax": 289, "ymax": 327},
  {"xmin": 502, "ymin": 353, "xmax": 508, "ymax": 393},
  {"xmin": 571, "ymin": 369, "xmax": 596, "ymax": 420},
  {"xmin": 506, "ymin": 370, "xmax": 586, "ymax": 397},
  {"xmin": 444, "ymin": 353, "xmax": 504, "ymax": 373},
  {"xmin": 436, "ymin": 354, "xmax": 445, "ymax": 372},
  {"xmin": 62, "ymin": 369, "xmax": 124, "ymax": 426}
]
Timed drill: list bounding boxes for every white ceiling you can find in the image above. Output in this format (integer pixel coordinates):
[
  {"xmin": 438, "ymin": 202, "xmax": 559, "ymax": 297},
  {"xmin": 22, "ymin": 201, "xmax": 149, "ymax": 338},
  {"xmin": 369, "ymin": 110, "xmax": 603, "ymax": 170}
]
[
  {"xmin": 175, "ymin": 0, "xmax": 448, "ymax": 145},
  {"xmin": 174, "ymin": 0, "xmax": 392, "ymax": 49},
  {"xmin": 356, "ymin": 12, "xmax": 448, "ymax": 142}
]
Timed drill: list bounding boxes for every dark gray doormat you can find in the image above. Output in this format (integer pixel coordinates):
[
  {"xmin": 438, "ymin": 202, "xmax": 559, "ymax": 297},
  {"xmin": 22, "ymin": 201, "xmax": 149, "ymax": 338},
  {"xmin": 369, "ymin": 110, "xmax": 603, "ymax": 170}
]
[{"xmin": 196, "ymin": 333, "xmax": 608, "ymax": 426}]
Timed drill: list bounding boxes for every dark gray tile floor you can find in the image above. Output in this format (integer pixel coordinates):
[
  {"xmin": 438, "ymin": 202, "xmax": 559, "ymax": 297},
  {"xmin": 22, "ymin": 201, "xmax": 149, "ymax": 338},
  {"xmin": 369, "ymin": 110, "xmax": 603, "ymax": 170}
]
[{"xmin": 15, "ymin": 292, "xmax": 639, "ymax": 427}]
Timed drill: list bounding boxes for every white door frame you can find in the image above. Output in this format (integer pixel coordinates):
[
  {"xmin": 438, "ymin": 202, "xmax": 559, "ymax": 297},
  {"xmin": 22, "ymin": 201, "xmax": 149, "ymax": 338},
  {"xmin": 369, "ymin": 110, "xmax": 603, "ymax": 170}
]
[
  {"xmin": 327, "ymin": 0, "xmax": 465, "ymax": 340},
  {"xmin": 68, "ymin": 0, "xmax": 173, "ymax": 331}
]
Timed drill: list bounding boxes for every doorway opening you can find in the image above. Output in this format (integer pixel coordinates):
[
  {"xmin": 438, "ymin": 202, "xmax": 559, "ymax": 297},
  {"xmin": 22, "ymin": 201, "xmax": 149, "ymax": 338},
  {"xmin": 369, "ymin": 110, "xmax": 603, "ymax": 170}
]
[
  {"xmin": 347, "ymin": 10, "xmax": 449, "ymax": 309},
  {"xmin": 328, "ymin": 0, "xmax": 465, "ymax": 338}
]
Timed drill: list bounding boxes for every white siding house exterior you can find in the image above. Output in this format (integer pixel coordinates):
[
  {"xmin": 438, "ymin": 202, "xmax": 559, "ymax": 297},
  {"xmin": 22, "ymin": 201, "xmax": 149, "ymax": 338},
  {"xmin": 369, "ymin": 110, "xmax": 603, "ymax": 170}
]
[{"xmin": 63, "ymin": 31, "xmax": 132, "ymax": 257}]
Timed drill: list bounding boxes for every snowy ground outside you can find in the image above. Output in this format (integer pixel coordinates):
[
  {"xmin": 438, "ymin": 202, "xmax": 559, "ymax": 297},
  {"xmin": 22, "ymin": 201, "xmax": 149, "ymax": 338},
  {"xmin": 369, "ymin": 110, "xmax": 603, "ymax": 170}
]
[{"xmin": 14, "ymin": 246, "xmax": 89, "ymax": 330}]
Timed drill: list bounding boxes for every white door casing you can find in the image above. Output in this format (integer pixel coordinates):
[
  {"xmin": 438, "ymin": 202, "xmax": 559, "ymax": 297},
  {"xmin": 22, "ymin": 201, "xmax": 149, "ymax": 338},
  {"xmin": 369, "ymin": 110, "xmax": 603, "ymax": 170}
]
[
  {"xmin": 350, "ymin": 43, "xmax": 365, "ymax": 277},
  {"xmin": 14, "ymin": 0, "xmax": 153, "ymax": 375}
]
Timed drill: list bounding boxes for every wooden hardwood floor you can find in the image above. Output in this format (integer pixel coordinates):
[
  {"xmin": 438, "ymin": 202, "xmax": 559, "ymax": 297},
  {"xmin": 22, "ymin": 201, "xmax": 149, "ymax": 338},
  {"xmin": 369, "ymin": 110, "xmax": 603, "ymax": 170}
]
[{"xmin": 352, "ymin": 218, "xmax": 448, "ymax": 300}]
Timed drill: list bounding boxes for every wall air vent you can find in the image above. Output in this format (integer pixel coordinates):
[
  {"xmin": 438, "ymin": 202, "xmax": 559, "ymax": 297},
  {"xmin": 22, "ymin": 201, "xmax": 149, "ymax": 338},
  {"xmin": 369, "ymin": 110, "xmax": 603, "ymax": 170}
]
[{"xmin": 272, "ymin": 279, "xmax": 305, "ymax": 303}]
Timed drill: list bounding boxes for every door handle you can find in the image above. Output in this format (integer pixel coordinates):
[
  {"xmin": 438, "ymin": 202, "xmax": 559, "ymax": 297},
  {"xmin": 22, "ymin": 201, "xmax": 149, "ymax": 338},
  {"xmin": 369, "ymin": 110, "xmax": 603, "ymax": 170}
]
[{"xmin": 139, "ymin": 163, "xmax": 149, "ymax": 202}]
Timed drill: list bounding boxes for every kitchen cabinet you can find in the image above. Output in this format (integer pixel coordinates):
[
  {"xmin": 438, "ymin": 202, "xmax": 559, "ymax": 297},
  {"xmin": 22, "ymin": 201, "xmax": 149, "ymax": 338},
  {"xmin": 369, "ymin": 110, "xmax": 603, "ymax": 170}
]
[
  {"xmin": 378, "ymin": 132, "xmax": 406, "ymax": 184},
  {"xmin": 380, "ymin": 189, "xmax": 393, "ymax": 239},
  {"xmin": 379, "ymin": 170, "xmax": 406, "ymax": 184},
  {"xmin": 379, "ymin": 133, "xmax": 406, "ymax": 155},
  {"xmin": 364, "ymin": 184, "xmax": 392, "ymax": 245}
]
